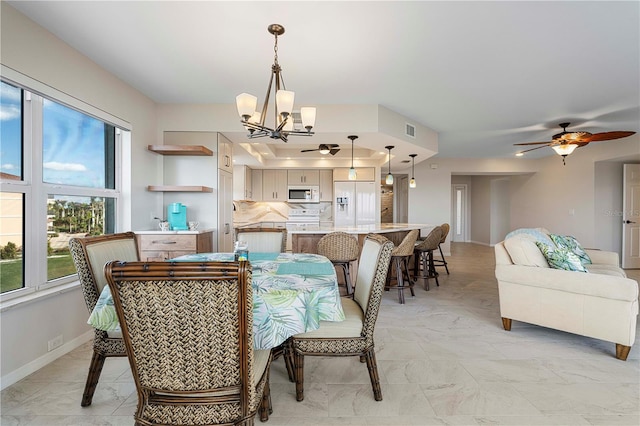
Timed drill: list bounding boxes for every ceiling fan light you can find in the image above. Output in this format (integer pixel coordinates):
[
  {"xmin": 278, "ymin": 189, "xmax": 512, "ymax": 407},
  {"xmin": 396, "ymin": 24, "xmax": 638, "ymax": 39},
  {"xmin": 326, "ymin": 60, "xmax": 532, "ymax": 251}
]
[
  {"xmin": 552, "ymin": 144, "xmax": 578, "ymax": 156},
  {"xmin": 276, "ymin": 89, "xmax": 295, "ymax": 116},
  {"xmin": 300, "ymin": 107, "xmax": 316, "ymax": 131},
  {"xmin": 348, "ymin": 167, "xmax": 357, "ymax": 180},
  {"xmin": 236, "ymin": 93, "xmax": 257, "ymax": 120},
  {"xmin": 319, "ymin": 146, "xmax": 330, "ymax": 155}
]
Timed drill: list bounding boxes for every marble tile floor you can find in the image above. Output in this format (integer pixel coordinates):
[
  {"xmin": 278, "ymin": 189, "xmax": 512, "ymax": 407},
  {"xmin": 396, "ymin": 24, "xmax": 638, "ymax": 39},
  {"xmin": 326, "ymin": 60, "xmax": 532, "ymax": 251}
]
[{"xmin": 2, "ymin": 243, "xmax": 639, "ymax": 426}]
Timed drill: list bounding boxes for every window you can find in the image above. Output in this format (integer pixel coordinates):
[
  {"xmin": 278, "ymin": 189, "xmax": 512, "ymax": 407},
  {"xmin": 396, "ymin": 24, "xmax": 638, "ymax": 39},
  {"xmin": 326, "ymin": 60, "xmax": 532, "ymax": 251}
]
[{"xmin": 0, "ymin": 78, "xmax": 127, "ymax": 298}]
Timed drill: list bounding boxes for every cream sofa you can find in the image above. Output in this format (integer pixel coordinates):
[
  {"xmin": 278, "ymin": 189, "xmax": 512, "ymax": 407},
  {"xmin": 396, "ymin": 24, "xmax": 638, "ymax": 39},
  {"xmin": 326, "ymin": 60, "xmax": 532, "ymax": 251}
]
[{"xmin": 495, "ymin": 232, "xmax": 639, "ymax": 360}]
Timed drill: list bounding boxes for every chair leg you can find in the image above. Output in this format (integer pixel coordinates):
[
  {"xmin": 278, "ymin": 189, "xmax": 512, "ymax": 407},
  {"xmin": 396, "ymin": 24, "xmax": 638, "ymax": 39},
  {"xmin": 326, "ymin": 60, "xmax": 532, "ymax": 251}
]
[
  {"xmin": 81, "ymin": 350, "xmax": 106, "ymax": 407},
  {"xmin": 294, "ymin": 351, "xmax": 305, "ymax": 402},
  {"xmin": 438, "ymin": 244, "xmax": 450, "ymax": 274},
  {"xmin": 394, "ymin": 257, "xmax": 405, "ymax": 304},
  {"xmin": 363, "ymin": 348, "xmax": 383, "ymax": 401},
  {"xmin": 343, "ymin": 262, "xmax": 354, "ymax": 294},
  {"xmin": 259, "ymin": 379, "xmax": 271, "ymax": 422},
  {"xmin": 282, "ymin": 341, "xmax": 295, "ymax": 383},
  {"xmin": 402, "ymin": 257, "xmax": 415, "ymax": 297},
  {"xmin": 428, "ymin": 251, "xmax": 439, "ymax": 287},
  {"xmin": 421, "ymin": 251, "xmax": 430, "ymax": 291}
]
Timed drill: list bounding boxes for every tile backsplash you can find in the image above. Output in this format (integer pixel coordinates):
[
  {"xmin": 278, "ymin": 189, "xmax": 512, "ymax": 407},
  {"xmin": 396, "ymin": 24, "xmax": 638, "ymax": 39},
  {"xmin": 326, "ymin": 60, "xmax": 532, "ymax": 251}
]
[{"xmin": 233, "ymin": 201, "xmax": 333, "ymax": 224}]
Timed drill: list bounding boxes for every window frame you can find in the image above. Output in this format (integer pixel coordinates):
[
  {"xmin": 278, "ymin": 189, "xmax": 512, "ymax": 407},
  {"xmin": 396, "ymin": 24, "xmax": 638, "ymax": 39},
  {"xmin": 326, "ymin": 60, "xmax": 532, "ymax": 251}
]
[{"xmin": 0, "ymin": 68, "xmax": 130, "ymax": 303}]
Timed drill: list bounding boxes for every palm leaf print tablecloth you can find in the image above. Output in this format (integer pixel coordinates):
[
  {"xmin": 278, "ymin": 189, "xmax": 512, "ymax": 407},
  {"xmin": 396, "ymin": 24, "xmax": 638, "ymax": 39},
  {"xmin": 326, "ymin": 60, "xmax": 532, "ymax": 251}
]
[{"xmin": 88, "ymin": 252, "xmax": 345, "ymax": 350}]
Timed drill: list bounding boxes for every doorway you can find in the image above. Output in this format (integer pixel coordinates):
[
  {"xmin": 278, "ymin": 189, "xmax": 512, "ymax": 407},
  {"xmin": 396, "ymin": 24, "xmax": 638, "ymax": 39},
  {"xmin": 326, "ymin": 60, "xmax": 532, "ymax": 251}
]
[
  {"xmin": 451, "ymin": 184, "xmax": 468, "ymax": 242},
  {"xmin": 622, "ymin": 164, "xmax": 640, "ymax": 268}
]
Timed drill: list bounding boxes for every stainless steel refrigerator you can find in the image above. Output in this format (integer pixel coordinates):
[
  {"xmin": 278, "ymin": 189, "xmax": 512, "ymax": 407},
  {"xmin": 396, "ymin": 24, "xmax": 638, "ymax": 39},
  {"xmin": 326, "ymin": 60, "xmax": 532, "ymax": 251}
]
[{"xmin": 334, "ymin": 181, "xmax": 377, "ymax": 227}]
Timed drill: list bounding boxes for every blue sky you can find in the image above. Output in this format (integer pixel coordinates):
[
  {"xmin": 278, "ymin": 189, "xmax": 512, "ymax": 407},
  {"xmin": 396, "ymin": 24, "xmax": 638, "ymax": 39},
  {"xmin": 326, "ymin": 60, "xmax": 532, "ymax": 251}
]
[{"xmin": 1, "ymin": 81, "xmax": 107, "ymax": 188}]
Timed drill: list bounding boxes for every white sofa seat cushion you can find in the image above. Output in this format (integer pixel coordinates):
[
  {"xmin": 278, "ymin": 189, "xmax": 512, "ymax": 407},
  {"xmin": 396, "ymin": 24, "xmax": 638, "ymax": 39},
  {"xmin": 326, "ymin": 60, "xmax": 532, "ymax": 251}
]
[
  {"xmin": 585, "ymin": 264, "xmax": 627, "ymax": 278},
  {"xmin": 293, "ymin": 297, "xmax": 363, "ymax": 339}
]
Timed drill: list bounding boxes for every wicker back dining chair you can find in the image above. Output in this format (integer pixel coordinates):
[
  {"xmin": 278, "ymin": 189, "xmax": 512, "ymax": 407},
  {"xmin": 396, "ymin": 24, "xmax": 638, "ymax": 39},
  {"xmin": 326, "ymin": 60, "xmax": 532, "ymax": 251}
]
[
  {"xmin": 434, "ymin": 223, "xmax": 450, "ymax": 274},
  {"xmin": 104, "ymin": 260, "xmax": 272, "ymax": 426},
  {"xmin": 289, "ymin": 233, "xmax": 394, "ymax": 402},
  {"xmin": 68, "ymin": 232, "xmax": 139, "ymax": 407},
  {"xmin": 235, "ymin": 227, "xmax": 287, "ymax": 253},
  {"xmin": 413, "ymin": 226, "xmax": 443, "ymax": 290},
  {"xmin": 384, "ymin": 229, "xmax": 420, "ymax": 304},
  {"xmin": 317, "ymin": 231, "xmax": 360, "ymax": 295}
]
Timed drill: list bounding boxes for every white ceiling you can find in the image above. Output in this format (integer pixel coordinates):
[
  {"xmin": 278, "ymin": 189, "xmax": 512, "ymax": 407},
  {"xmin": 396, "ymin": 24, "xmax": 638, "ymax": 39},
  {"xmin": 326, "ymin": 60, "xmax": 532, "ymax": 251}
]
[{"xmin": 8, "ymin": 1, "xmax": 640, "ymax": 170}]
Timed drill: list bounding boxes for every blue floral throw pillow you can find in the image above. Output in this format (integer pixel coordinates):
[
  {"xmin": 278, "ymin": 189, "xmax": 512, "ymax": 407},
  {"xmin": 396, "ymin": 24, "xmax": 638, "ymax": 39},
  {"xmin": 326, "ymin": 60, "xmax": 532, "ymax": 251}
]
[
  {"xmin": 549, "ymin": 234, "xmax": 592, "ymax": 265},
  {"xmin": 535, "ymin": 242, "xmax": 587, "ymax": 273}
]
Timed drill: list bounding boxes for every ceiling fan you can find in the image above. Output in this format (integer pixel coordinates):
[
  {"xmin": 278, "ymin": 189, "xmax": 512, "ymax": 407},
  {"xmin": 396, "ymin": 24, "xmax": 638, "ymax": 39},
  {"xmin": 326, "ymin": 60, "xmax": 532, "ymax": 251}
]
[
  {"xmin": 300, "ymin": 144, "xmax": 340, "ymax": 155},
  {"xmin": 514, "ymin": 122, "xmax": 636, "ymax": 165}
]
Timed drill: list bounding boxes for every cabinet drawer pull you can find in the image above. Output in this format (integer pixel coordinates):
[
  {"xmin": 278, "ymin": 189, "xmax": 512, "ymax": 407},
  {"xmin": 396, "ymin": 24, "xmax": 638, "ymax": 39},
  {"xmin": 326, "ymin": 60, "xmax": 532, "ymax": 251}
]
[{"xmin": 151, "ymin": 240, "xmax": 177, "ymax": 244}]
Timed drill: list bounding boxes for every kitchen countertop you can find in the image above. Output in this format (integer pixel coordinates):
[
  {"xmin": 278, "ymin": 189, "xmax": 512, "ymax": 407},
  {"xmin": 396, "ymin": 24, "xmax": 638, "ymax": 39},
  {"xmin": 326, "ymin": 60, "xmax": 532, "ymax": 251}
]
[
  {"xmin": 286, "ymin": 223, "xmax": 433, "ymax": 234},
  {"xmin": 134, "ymin": 228, "xmax": 214, "ymax": 235}
]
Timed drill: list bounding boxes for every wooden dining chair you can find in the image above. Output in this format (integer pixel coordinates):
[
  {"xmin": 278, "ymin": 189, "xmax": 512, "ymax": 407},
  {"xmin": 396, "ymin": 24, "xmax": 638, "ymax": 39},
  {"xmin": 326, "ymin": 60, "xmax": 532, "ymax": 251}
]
[
  {"xmin": 68, "ymin": 232, "xmax": 139, "ymax": 407},
  {"xmin": 235, "ymin": 227, "xmax": 287, "ymax": 252},
  {"xmin": 104, "ymin": 260, "xmax": 272, "ymax": 425},
  {"xmin": 288, "ymin": 233, "xmax": 394, "ymax": 402}
]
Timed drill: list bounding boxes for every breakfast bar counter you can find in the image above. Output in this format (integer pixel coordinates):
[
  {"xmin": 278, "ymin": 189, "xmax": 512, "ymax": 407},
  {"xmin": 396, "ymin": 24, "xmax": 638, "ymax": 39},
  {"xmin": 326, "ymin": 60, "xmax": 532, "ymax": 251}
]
[{"xmin": 288, "ymin": 223, "xmax": 433, "ymax": 253}]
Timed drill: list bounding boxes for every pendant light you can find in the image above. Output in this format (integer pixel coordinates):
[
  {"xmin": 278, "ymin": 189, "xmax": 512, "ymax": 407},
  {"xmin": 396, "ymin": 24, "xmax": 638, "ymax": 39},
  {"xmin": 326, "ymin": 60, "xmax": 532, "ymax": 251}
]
[
  {"xmin": 409, "ymin": 154, "xmax": 417, "ymax": 188},
  {"xmin": 385, "ymin": 145, "xmax": 394, "ymax": 185},
  {"xmin": 348, "ymin": 135, "xmax": 358, "ymax": 180}
]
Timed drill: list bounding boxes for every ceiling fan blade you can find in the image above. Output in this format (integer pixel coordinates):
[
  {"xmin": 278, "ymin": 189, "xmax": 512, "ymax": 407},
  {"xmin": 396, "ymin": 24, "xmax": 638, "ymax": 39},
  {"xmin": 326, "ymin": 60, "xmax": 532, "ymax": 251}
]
[
  {"xmin": 513, "ymin": 141, "xmax": 552, "ymax": 146},
  {"xmin": 300, "ymin": 148, "xmax": 318, "ymax": 153},
  {"xmin": 518, "ymin": 145, "xmax": 550, "ymax": 154},
  {"xmin": 586, "ymin": 131, "xmax": 636, "ymax": 142},
  {"xmin": 329, "ymin": 148, "xmax": 340, "ymax": 155}
]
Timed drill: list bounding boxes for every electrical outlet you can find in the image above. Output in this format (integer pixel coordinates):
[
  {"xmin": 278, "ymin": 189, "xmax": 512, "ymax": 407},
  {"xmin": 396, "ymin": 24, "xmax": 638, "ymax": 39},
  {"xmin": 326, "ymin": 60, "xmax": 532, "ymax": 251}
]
[{"xmin": 47, "ymin": 335, "xmax": 63, "ymax": 352}]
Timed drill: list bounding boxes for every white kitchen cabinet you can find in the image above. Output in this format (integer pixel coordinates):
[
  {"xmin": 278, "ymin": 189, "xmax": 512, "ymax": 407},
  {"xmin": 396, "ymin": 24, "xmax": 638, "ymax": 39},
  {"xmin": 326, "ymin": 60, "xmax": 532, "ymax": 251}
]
[
  {"xmin": 288, "ymin": 169, "xmax": 320, "ymax": 185},
  {"xmin": 217, "ymin": 134, "xmax": 233, "ymax": 173},
  {"xmin": 319, "ymin": 169, "xmax": 333, "ymax": 202},
  {"xmin": 263, "ymin": 170, "xmax": 288, "ymax": 201},
  {"xmin": 233, "ymin": 165, "xmax": 252, "ymax": 200},
  {"xmin": 251, "ymin": 169, "xmax": 263, "ymax": 201},
  {"xmin": 218, "ymin": 170, "xmax": 234, "ymax": 252}
]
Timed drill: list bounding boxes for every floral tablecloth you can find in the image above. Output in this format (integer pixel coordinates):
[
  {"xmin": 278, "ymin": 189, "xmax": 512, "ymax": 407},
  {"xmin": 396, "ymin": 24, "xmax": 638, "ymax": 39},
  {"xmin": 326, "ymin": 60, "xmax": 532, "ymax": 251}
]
[{"xmin": 88, "ymin": 252, "xmax": 345, "ymax": 350}]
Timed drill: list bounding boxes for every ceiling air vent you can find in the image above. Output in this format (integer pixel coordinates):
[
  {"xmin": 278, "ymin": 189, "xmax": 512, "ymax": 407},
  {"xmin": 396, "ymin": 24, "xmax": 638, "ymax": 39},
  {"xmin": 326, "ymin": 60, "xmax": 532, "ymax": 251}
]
[{"xmin": 405, "ymin": 123, "xmax": 416, "ymax": 138}]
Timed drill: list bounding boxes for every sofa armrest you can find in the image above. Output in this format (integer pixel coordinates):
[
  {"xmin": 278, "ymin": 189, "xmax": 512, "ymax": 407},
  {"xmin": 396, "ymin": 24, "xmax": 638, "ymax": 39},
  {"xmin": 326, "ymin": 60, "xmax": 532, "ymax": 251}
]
[
  {"xmin": 495, "ymin": 264, "xmax": 639, "ymax": 302},
  {"xmin": 585, "ymin": 249, "xmax": 619, "ymax": 266}
]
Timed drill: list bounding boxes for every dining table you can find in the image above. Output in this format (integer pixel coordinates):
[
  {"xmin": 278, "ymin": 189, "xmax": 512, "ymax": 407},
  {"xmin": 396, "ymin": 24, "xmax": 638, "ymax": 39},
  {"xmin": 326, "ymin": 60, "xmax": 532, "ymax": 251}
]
[{"xmin": 88, "ymin": 252, "xmax": 346, "ymax": 350}]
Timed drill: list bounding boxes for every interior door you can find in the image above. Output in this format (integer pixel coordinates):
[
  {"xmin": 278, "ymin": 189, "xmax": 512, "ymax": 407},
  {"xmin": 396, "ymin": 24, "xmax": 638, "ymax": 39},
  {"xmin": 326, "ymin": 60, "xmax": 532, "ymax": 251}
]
[
  {"xmin": 451, "ymin": 184, "xmax": 468, "ymax": 242},
  {"xmin": 622, "ymin": 164, "xmax": 640, "ymax": 268}
]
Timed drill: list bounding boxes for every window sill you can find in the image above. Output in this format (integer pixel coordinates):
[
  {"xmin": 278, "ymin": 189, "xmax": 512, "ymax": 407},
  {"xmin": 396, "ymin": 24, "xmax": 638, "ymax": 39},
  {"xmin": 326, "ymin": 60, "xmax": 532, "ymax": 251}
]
[{"xmin": 0, "ymin": 280, "xmax": 80, "ymax": 313}]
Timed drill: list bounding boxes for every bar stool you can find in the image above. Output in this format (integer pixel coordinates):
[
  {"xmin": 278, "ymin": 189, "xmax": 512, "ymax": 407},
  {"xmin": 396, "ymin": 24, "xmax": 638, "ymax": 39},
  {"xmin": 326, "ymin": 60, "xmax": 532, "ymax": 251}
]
[
  {"xmin": 317, "ymin": 232, "xmax": 360, "ymax": 295},
  {"xmin": 433, "ymin": 223, "xmax": 450, "ymax": 274},
  {"xmin": 413, "ymin": 226, "xmax": 443, "ymax": 290},
  {"xmin": 385, "ymin": 229, "xmax": 420, "ymax": 304}
]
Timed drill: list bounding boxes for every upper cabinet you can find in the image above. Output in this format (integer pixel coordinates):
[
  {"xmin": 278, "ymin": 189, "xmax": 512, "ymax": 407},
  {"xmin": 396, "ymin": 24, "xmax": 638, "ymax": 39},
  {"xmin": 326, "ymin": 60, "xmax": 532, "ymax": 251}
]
[
  {"xmin": 319, "ymin": 169, "xmax": 333, "ymax": 202},
  {"xmin": 288, "ymin": 169, "xmax": 320, "ymax": 185},
  {"xmin": 218, "ymin": 134, "xmax": 233, "ymax": 173},
  {"xmin": 262, "ymin": 169, "xmax": 288, "ymax": 201},
  {"xmin": 252, "ymin": 169, "xmax": 263, "ymax": 201},
  {"xmin": 332, "ymin": 167, "xmax": 375, "ymax": 181},
  {"xmin": 233, "ymin": 165, "xmax": 253, "ymax": 200}
]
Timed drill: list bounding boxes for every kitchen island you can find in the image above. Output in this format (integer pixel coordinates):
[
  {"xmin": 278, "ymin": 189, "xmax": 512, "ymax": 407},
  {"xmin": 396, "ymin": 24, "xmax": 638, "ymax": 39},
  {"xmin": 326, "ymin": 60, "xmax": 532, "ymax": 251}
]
[{"xmin": 288, "ymin": 223, "xmax": 434, "ymax": 254}]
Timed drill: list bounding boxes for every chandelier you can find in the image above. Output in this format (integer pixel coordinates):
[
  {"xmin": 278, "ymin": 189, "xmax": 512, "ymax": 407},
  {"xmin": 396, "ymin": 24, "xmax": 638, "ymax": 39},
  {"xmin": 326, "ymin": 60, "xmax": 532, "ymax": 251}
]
[{"xmin": 235, "ymin": 24, "xmax": 316, "ymax": 143}]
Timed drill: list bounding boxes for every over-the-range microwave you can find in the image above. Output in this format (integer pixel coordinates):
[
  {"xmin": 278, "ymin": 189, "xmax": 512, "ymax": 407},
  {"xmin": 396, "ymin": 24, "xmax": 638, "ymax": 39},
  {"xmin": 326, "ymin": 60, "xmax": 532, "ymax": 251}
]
[{"xmin": 287, "ymin": 185, "xmax": 319, "ymax": 203}]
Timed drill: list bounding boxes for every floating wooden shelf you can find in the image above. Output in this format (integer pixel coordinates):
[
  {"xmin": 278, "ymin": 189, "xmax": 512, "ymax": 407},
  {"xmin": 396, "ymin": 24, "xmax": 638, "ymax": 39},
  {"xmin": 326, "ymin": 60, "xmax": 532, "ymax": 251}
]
[
  {"xmin": 147, "ymin": 185, "xmax": 213, "ymax": 193},
  {"xmin": 147, "ymin": 145, "xmax": 213, "ymax": 156}
]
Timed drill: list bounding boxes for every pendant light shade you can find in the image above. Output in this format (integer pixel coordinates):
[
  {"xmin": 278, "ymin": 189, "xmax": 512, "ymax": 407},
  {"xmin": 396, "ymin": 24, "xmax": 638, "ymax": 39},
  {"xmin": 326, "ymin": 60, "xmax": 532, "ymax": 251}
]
[
  {"xmin": 385, "ymin": 145, "xmax": 394, "ymax": 185},
  {"xmin": 409, "ymin": 154, "xmax": 417, "ymax": 188},
  {"xmin": 348, "ymin": 135, "xmax": 358, "ymax": 180}
]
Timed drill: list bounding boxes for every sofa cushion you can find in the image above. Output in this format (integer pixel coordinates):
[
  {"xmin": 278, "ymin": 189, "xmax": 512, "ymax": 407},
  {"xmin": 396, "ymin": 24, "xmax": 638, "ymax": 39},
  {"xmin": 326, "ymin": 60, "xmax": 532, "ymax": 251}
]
[
  {"xmin": 504, "ymin": 235, "xmax": 550, "ymax": 267},
  {"xmin": 549, "ymin": 234, "xmax": 592, "ymax": 265},
  {"xmin": 505, "ymin": 228, "xmax": 555, "ymax": 246},
  {"xmin": 536, "ymin": 242, "xmax": 587, "ymax": 272},
  {"xmin": 584, "ymin": 264, "xmax": 627, "ymax": 278}
]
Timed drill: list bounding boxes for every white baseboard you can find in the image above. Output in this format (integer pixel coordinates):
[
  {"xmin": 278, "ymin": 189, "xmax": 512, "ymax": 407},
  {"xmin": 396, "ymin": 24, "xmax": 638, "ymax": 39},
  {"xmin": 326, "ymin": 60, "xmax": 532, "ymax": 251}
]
[{"xmin": 1, "ymin": 330, "xmax": 93, "ymax": 391}]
